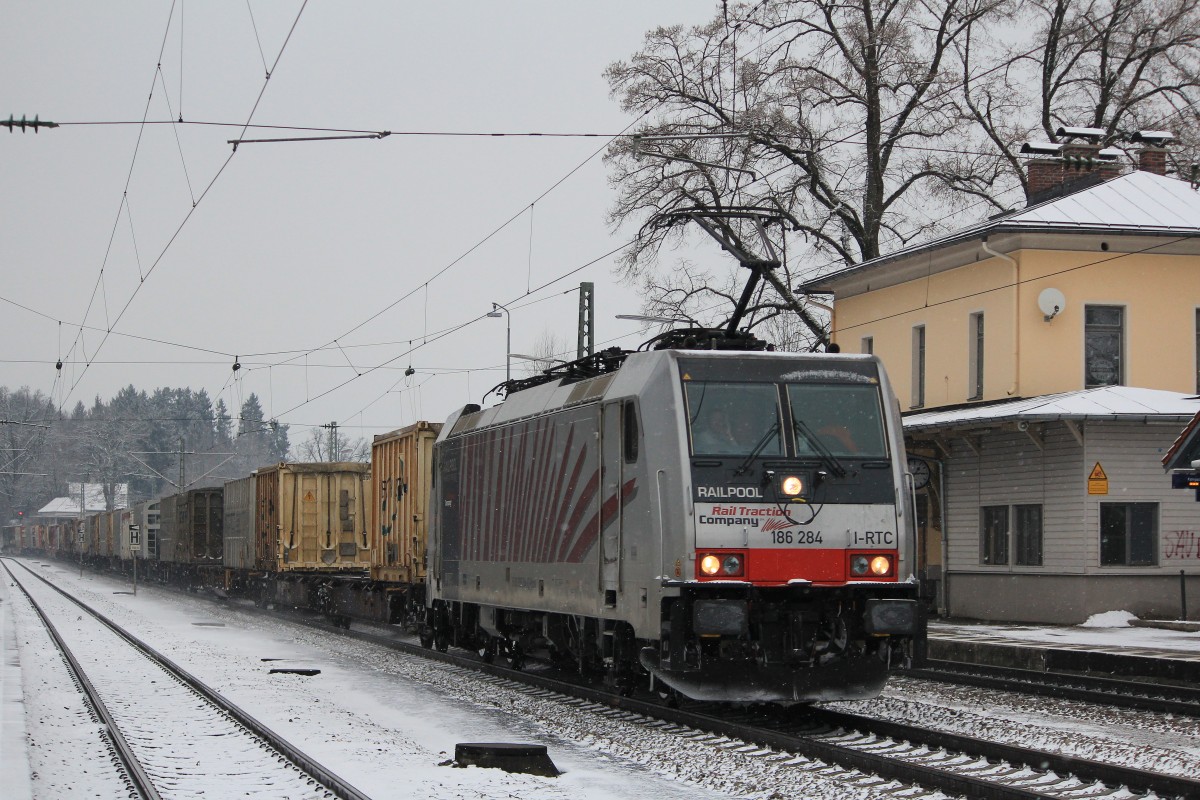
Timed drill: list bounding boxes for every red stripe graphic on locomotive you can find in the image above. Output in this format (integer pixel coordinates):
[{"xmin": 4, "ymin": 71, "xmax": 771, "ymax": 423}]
[
  {"xmin": 457, "ymin": 418, "xmax": 641, "ymax": 564},
  {"xmin": 565, "ymin": 477, "xmax": 638, "ymax": 563},
  {"xmin": 556, "ymin": 465, "xmax": 600, "ymax": 562},
  {"xmin": 534, "ymin": 422, "xmax": 569, "ymax": 562},
  {"xmin": 524, "ymin": 421, "xmax": 555, "ymax": 562}
]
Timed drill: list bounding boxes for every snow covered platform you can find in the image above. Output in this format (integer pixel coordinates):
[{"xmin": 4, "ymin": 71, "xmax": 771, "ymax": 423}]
[
  {"xmin": 927, "ymin": 616, "xmax": 1200, "ymax": 685},
  {"xmin": 0, "ymin": 578, "xmax": 34, "ymax": 800}
]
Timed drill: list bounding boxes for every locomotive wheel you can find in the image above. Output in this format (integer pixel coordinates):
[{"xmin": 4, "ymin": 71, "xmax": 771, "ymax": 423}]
[
  {"xmin": 507, "ymin": 642, "xmax": 524, "ymax": 671},
  {"xmin": 478, "ymin": 637, "xmax": 497, "ymax": 664},
  {"xmin": 655, "ymin": 686, "xmax": 681, "ymax": 708},
  {"xmin": 419, "ymin": 628, "xmax": 434, "ymax": 649}
]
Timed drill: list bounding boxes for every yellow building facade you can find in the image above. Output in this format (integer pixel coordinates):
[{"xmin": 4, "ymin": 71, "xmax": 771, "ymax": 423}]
[{"xmin": 804, "ymin": 171, "xmax": 1200, "ymax": 623}]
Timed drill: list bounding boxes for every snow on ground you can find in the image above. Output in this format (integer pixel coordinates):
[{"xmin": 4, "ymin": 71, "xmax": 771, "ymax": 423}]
[
  {"xmin": 824, "ymin": 616, "xmax": 1200, "ymax": 778},
  {"xmin": 929, "ymin": 617, "xmax": 1200, "ymax": 652},
  {"xmin": 1079, "ymin": 610, "xmax": 1138, "ymax": 628},
  {"xmin": 5, "ymin": 560, "xmax": 898, "ymax": 799},
  {"xmin": 832, "ymin": 676, "xmax": 1200, "ymax": 780}
]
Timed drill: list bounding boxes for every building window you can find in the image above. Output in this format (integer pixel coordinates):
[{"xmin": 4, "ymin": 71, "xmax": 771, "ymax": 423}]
[
  {"xmin": 1085, "ymin": 305, "xmax": 1123, "ymax": 387},
  {"xmin": 980, "ymin": 505, "xmax": 1008, "ymax": 565},
  {"xmin": 861, "ymin": 336, "xmax": 873, "ymax": 355},
  {"xmin": 911, "ymin": 325, "xmax": 926, "ymax": 407},
  {"xmin": 968, "ymin": 312, "xmax": 984, "ymax": 400},
  {"xmin": 1013, "ymin": 504, "xmax": 1043, "ymax": 566},
  {"xmin": 1100, "ymin": 502, "xmax": 1158, "ymax": 566}
]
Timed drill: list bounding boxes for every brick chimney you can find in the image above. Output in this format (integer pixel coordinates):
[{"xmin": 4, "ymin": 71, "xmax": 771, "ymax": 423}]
[
  {"xmin": 1130, "ymin": 131, "xmax": 1175, "ymax": 175},
  {"xmin": 1136, "ymin": 147, "xmax": 1167, "ymax": 175},
  {"xmin": 1023, "ymin": 142, "xmax": 1121, "ymax": 203}
]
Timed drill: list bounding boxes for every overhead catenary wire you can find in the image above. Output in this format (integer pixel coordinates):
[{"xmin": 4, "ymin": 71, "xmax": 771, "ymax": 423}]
[{"xmin": 57, "ymin": 0, "xmax": 311, "ymax": 413}]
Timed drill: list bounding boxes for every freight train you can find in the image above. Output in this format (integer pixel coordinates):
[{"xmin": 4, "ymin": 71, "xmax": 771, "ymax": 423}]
[{"xmin": 5, "ymin": 348, "xmax": 922, "ymax": 703}]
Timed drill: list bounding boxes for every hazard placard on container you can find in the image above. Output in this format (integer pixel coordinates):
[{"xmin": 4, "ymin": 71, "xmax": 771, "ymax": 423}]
[
  {"xmin": 304, "ymin": 490, "xmax": 316, "ymax": 502},
  {"xmin": 1088, "ymin": 462, "xmax": 1108, "ymax": 495}
]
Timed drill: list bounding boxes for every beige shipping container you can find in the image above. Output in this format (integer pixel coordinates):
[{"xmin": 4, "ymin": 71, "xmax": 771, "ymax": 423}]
[
  {"xmin": 370, "ymin": 421, "xmax": 441, "ymax": 584},
  {"xmin": 256, "ymin": 463, "xmax": 371, "ymax": 572}
]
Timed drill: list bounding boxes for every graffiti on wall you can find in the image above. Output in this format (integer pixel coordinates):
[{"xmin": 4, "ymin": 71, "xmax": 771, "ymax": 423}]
[{"xmin": 1163, "ymin": 530, "xmax": 1200, "ymax": 560}]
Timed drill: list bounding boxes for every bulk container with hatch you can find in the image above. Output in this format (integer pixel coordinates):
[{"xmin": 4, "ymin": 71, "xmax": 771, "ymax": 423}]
[
  {"xmin": 223, "ymin": 476, "xmax": 256, "ymax": 571},
  {"xmin": 93, "ymin": 513, "xmax": 112, "ymax": 558},
  {"xmin": 255, "ymin": 463, "xmax": 370, "ymax": 572},
  {"xmin": 370, "ymin": 421, "xmax": 441, "ymax": 584},
  {"xmin": 158, "ymin": 488, "xmax": 224, "ymax": 566},
  {"xmin": 112, "ymin": 508, "xmax": 132, "ymax": 560}
]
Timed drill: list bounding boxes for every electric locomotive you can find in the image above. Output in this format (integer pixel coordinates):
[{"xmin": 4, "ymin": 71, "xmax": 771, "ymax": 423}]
[{"xmin": 425, "ymin": 346, "xmax": 920, "ymax": 702}]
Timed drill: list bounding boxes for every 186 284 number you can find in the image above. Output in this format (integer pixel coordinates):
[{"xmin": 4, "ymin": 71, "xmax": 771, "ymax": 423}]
[{"xmin": 769, "ymin": 530, "xmax": 823, "ymax": 545}]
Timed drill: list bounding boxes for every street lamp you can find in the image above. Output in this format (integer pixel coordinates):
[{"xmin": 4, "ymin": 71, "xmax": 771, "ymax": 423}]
[{"xmin": 487, "ymin": 302, "xmax": 511, "ymax": 382}]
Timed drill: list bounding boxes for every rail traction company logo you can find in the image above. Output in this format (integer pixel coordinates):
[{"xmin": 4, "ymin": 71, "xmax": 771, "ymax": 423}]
[{"xmin": 699, "ymin": 503, "xmax": 799, "ymax": 530}]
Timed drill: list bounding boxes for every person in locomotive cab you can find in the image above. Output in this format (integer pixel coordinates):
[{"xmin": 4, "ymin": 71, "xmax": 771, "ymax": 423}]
[{"xmin": 692, "ymin": 405, "xmax": 762, "ymax": 455}]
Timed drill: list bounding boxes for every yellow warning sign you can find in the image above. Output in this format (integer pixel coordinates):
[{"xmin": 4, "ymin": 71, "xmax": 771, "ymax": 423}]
[
  {"xmin": 303, "ymin": 490, "xmax": 316, "ymax": 502},
  {"xmin": 681, "ymin": 372, "xmax": 692, "ymax": 381},
  {"xmin": 1087, "ymin": 462, "xmax": 1108, "ymax": 495}
]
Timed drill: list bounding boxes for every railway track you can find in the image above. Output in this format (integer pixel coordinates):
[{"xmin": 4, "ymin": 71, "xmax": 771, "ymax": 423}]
[
  {"xmin": 262, "ymin": 610, "xmax": 1200, "ymax": 800},
  {"xmin": 905, "ymin": 659, "xmax": 1200, "ymax": 718},
  {"xmin": 24, "ymin": 560, "xmax": 1200, "ymax": 799},
  {"xmin": 2, "ymin": 558, "xmax": 371, "ymax": 800}
]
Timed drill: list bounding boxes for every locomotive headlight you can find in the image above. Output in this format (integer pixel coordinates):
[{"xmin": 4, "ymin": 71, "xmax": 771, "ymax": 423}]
[
  {"xmin": 698, "ymin": 552, "xmax": 746, "ymax": 578},
  {"xmin": 780, "ymin": 475, "xmax": 804, "ymax": 496},
  {"xmin": 869, "ymin": 555, "xmax": 892, "ymax": 576},
  {"xmin": 850, "ymin": 555, "xmax": 870, "ymax": 576}
]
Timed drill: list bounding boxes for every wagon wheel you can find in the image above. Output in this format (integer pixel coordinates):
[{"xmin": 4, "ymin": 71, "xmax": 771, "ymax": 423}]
[{"xmin": 478, "ymin": 636, "xmax": 497, "ymax": 664}]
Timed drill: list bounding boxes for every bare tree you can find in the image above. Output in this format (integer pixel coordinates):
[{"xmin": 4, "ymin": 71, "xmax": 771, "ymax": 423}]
[
  {"xmin": 517, "ymin": 329, "xmax": 573, "ymax": 376},
  {"xmin": 605, "ymin": 0, "xmax": 1008, "ymax": 346},
  {"xmin": 961, "ymin": 0, "xmax": 1200, "ymax": 192},
  {"xmin": 606, "ymin": 1, "xmax": 1200, "ymax": 344},
  {"xmin": 291, "ymin": 427, "xmax": 369, "ymax": 463},
  {"xmin": 0, "ymin": 388, "xmax": 57, "ymax": 522}
]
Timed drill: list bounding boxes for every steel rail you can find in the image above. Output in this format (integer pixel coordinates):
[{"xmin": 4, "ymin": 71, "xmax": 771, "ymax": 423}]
[
  {"xmin": 781, "ymin": 706, "xmax": 1200, "ymax": 800},
  {"xmin": 2, "ymin": 559, "xmax": 160, "ymax": 800},
  {"xmin": 906, "ymin": 660, "xmax": 1200, "ymax": 718},
  {"xmin": 278, "ymin": 619, "xmax": 1067, "ymax": 799},
  {"xmin": 4, "ymin": 558, "xmax": 373, "ymax": 800},
  {"xmin": 38, "ymin": 561, "xmax": 1197, "ymax": 800},
  {"xmin": 308, "ymin": 619, "xmax": 1200, "ymax": 800}
]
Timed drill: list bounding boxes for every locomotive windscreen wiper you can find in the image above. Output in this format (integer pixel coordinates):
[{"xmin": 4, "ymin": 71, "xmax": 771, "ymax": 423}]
[
  {"xmin": 792, "ymin": 418, "xmax": 847, "ymax": 478},
  {"xmin": 734, "ymin": 419, "xmax": 781, "ymax": 476}
]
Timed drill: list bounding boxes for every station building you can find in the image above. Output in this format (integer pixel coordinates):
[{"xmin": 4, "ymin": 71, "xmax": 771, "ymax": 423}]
[{"xmin": 801, "ymin": 163, "xmax": 1200, "ymax": 624}]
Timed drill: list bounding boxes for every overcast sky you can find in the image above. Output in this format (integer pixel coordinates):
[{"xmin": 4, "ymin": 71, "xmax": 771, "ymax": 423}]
[{"xmin": 2, "ymin": 2, "xmax": 722, "ymax": 442}]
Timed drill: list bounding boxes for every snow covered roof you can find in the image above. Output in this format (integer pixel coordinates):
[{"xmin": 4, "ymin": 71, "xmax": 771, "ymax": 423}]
[
  {"xmin": 36, "ymin": 483, "xmax": 128, "ymax": 517},
  {"xmin": 903, "ymin": 386, "xmax": 1200, "ymax": 434},
  {"xmin": 802, "ymin": 171, "xmax": 1200, "ymax": 293},
  {"xmin": 1162, "ymin": 410, "xmax": 1200, "ymax": 470}
]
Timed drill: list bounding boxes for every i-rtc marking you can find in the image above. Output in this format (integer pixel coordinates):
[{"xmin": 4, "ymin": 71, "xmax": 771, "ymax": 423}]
[{"xmin": 851, "ymin": 530, "xmax": 895, "ymax": 546}]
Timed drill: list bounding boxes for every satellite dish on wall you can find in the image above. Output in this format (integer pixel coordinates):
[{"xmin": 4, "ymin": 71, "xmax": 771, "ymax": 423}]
[{"xmin": 1038, "ymin": 288, "xmax": 1066, "ymax": 321}]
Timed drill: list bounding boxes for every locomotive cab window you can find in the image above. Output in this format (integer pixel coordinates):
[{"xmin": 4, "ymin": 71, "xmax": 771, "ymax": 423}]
[
  {"xmin": 685, "ymin": 381, "xmax": 782, "ymax": 456},
  {"xmin": 622, "ymin": 399, "xmax": 639, "ymax": 463},
  {"xmin": 787, "ymin": 383, "xmax": 888, "ymax": 458}
]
